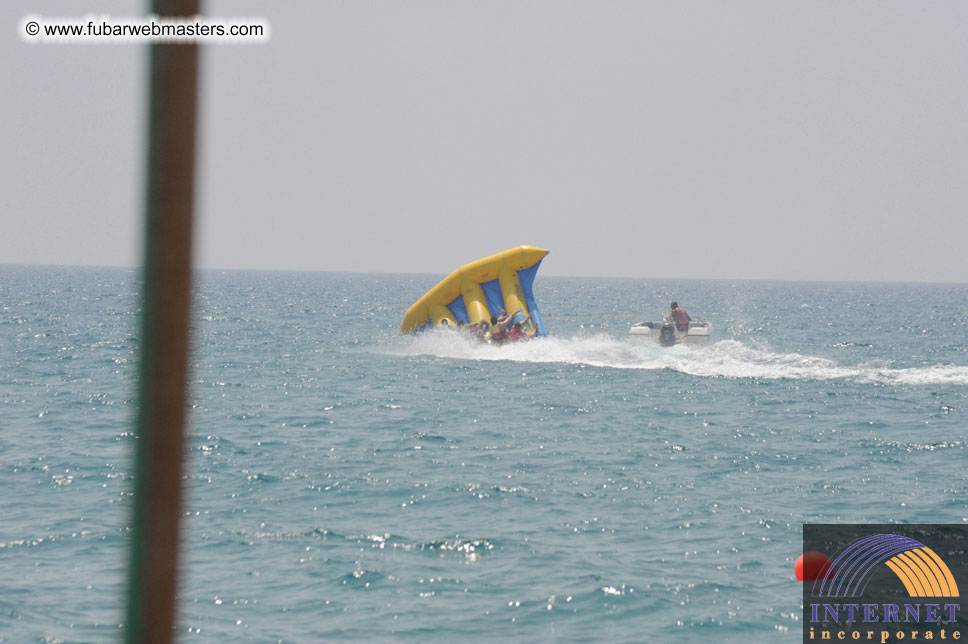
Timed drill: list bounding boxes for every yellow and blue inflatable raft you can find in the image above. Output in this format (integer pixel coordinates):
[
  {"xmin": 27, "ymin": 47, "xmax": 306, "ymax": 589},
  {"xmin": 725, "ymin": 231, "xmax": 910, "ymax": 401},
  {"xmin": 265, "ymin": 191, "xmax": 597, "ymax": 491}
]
[{"xmin": 400, "ymin": 245, "xmax": 549, "ymax": 336}]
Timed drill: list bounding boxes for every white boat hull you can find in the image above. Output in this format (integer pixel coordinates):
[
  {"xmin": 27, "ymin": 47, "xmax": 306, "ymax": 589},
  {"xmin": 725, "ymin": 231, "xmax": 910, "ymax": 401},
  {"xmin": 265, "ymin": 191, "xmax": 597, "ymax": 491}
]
[{"xmin": 629, "ymin": 320, "xmax": 712, "ymax": 346}]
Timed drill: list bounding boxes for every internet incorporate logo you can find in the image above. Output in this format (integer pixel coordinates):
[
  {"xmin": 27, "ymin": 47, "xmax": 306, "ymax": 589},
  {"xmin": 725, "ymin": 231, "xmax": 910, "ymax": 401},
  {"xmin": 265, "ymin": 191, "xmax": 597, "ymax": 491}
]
[
  {"xmin": 816, "ymin": 534, "xmax": 959, "ymax": 599},
  {"xmin": 801, "ymin": 525, "xmax": 966, "ymax": 644}
]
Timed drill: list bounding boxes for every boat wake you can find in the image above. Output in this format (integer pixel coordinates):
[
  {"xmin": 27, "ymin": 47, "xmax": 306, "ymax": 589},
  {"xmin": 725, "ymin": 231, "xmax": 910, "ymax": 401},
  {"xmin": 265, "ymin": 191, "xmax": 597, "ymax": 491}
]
[{"xmin": 387, "ymin": 332, "xmax": 968, "ymax": 386}]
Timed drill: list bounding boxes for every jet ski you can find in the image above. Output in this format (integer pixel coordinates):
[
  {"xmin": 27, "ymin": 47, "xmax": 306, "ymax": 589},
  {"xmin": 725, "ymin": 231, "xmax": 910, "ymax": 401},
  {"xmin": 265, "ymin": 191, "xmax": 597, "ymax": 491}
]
[{"xmin": 629, "ymin": 313, "xmax": 712, "ymax": 347}]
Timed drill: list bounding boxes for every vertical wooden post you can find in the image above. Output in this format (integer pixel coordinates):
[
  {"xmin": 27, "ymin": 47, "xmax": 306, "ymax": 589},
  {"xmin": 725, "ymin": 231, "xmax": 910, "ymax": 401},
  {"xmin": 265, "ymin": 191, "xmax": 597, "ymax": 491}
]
[{"xmin": 127, "ymin": 1, "xmax": 199, "ymax": 642}]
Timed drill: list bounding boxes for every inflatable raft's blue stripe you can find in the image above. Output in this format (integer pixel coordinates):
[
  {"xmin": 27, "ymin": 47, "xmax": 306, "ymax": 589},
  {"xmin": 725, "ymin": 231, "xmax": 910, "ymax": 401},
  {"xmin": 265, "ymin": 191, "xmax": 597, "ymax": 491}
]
[
  {"xmin": 447, "ymin": 297, "xmax": 469, "ymax": 324},
  {"xmin": 480, "ymin": 279, "xmax": 504, "ymax": 320},
  {"xmin": 517, "ymin": 260, "xmax": 546, "ymax": 336}
]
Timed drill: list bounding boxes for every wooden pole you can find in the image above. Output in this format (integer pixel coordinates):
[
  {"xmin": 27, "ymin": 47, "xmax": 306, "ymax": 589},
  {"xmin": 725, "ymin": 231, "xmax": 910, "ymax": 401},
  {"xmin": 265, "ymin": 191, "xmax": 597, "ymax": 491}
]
[{"xmin": 127, "ymin": 1, "xmax": 199, "ymax": 642}]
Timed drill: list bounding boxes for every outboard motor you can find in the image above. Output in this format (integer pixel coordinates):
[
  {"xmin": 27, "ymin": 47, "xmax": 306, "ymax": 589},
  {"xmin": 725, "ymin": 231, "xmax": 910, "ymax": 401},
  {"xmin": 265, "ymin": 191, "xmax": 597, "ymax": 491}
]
[{"xmin": 659, "ymin": 322, "xmax": 677, "ymax": 347}]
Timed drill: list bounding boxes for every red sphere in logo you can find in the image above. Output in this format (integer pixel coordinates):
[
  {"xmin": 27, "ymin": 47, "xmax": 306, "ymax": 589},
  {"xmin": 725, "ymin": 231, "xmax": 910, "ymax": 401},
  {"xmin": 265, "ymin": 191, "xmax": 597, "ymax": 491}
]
[{"xmin": 795, "ymin": 551, "xmax": 833, "ymax": 581}]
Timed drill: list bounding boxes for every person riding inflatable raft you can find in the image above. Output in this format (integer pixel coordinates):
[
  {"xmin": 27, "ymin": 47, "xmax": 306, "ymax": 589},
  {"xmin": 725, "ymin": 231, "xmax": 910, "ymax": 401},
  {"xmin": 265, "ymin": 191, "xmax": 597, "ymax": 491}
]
[{"xmin": 454, "ymin": 310, "xmax": 532, "ymax": 344}]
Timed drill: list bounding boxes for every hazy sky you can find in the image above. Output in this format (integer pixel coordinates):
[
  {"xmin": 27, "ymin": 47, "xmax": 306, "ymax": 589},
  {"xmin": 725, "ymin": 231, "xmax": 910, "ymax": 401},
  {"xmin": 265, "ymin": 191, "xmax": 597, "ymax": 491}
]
[{"xmin": 4, "ymin": 1, "xmax": 967, "ymax": 282}]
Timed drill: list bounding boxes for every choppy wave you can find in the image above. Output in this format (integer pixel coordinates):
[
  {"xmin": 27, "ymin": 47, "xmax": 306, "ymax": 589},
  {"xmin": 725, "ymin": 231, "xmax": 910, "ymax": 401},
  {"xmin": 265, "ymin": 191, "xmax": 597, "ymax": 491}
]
[{"xmin": 389, "ymin": 332, "xmax": 968, "ymax": 386}]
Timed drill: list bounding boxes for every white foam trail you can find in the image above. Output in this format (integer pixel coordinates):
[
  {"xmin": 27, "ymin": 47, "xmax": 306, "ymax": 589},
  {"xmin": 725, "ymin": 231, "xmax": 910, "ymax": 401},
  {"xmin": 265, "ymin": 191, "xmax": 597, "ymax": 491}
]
[{"xmin": 386, "ymin": 332, "xmax": 968, "ymax": 386}]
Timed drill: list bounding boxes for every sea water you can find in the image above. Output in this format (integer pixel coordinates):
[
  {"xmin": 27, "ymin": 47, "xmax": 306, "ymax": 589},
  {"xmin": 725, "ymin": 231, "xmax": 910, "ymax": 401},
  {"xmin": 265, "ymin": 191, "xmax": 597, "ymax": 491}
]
[{"xmin": 1, "ymin": 265, "xmax": 966, "ymax": 643}]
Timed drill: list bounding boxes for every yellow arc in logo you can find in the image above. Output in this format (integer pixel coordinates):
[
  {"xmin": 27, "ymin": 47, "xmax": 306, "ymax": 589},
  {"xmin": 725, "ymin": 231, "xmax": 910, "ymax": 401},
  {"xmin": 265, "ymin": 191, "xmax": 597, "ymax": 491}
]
[{"xmin": 884, "ymin": 547, "xmax": 960, "ymax": 598}]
